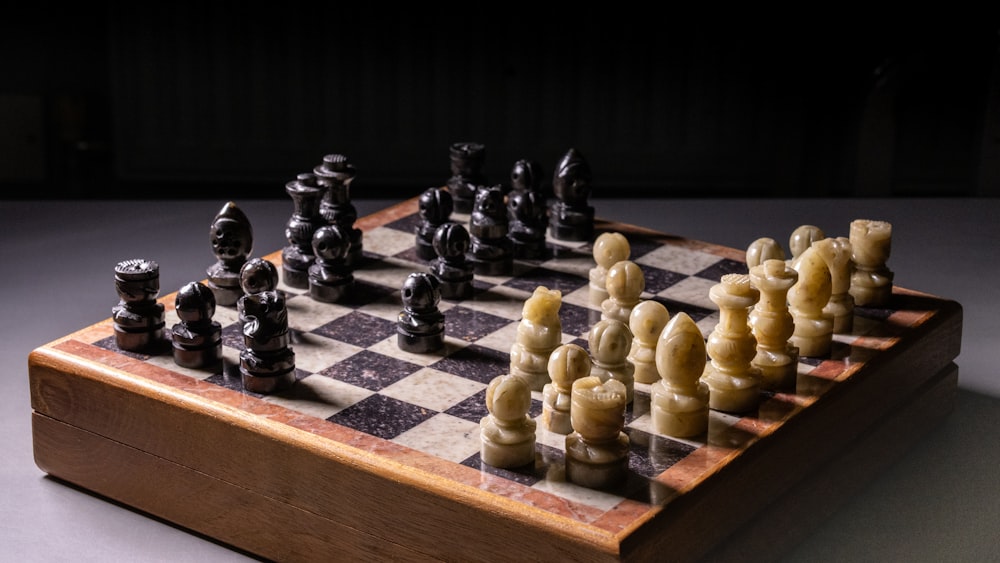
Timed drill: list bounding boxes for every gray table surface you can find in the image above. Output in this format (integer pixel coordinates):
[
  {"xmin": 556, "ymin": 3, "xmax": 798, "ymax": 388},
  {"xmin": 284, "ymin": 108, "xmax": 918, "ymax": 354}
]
[{"xmin": 2, "ymin": 197, "xmax": 997, "ymax": 561}]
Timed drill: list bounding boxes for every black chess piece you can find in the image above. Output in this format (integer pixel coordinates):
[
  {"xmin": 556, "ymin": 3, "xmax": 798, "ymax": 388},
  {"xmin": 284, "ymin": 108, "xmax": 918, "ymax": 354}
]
[
  {"xmin": 416, "ymin": 187, "xmax": 454, "ymax": 261},
  {"xmin": 508, "ymin": 189, "xmax": 548, "ymax": 260},
  {"xmin": 397, "ymin": 272, "xmax": 445, "ymax": 354},
  {"xmin": 308, "ymin": 224, "xmax": 354, "ymax": 303},
  {"xmin": 206, "ymin": 201, "xmax": 254, "ymax": 306},
  {"xmin": 430, "ymin": 222, "xmax": 474, "ymax": 300},
  {"xmin": 112, "ymin": 258, "xmax": 166, "ymax": 352},
  {"xmin": 447, "ymin": 142, "xmax": 487, "ymax": 214},
  {"xmin": 282, "ymin": 173, "xmax": 327, "ymax": 289},
  {"xmin": 315, "ymin": 153, "xmax": 364, "ymax": 267},
  {"xmin": 510, "ymin": 159, "xmax": 544, "ymax": 195},
  {"xmin": 548, "ymin": 148, "xmax": 595, "ymax": 242},
  {"xmin": 171, "ymin": 281, "xmax": 223, "ymax": 369},
  {"xmin": 238, "ymin": 258, "xmax": 295, "ymax": 394},
  {"xmin": 468, "ymin": 185, "xmax": 513, "ymax": 276}
]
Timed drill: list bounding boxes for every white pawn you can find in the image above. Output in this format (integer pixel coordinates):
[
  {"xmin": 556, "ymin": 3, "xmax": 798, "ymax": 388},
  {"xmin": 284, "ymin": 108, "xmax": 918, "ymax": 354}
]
[
  {"xmin": 509, "ymin": 286, "xmax": 563, "ymax": 391},
  {"xmin": 749, "ymin": 259, "xmax": 800, "ymax": 391},
  {"xmin": 627, "ymin": 300, "xmax": 670, "ymax": 385},
  {"xmin": 541, "ymin": 344, "xmax": 592, "ymax": 435},
  {"xmin": 651, "ymin": 312, "xmax": 709, "ymax": 438},
  {"xmin": 588, "ymin": 318, "xmax": 635, "ymax": 403},
  {"xmin": 565, "ymin": 376, "xmax": 630, "ymax": 490},
  {"xmin": 813, "ymin": 237, "xmax": 855, "ymax": 333},
  {"xmin": 480, "ymin": 374, "xmax": 536, "ymax": 469},
  {"xmin": 746, "ymin": 237, "xmax": 786, "ymax": 269},
  {"xmin": 849, "ymin": 219, "xmax": 893, "ymax": 307},
  {"xmin": 789, "ymin": 225, "xmax": 826, "ymax": 264},
  {"xmin": 589, "ymin": 232, "xmax": 630, "ymax": 306},
  {"xmin": 601, "ymin": 260, "xmax": 645, "ymax": 324},
  {"xmin": 788, "ymin": 246, "xmax": 834, "ymax": 357},
  {"xmin": 701, "ymin": 274, "xmax": 761, "ymax": 413}
]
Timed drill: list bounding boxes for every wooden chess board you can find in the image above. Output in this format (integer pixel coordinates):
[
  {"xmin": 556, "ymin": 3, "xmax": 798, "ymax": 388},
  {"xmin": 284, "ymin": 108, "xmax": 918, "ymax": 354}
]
[{"xmin": 29, "ymin": 198, "xmax": 962, "ymax": 562}]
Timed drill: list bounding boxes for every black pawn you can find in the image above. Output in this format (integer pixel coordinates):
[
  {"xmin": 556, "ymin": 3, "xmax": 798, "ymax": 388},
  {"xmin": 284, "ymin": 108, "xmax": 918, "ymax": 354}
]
[
  {"xmin": 430, "ymin": 222, "xmax": 474, "ymax": 300},
  {"xmin": 206, "ymin": 201, "xmax": 254, "ymax": 306},
  {"xmin": 548, "ymin": 148, "xmax": 595, "ymax": 242},
  {"xmin": 510, "ymin": 159, "xmax": 544, "ymax": 195},
  {"xmin": 282, "ymin": 173, "xmax": 326, "ymax": 289},
  {"xmin": 238, "ymin": 258, "xmax": 295, "ymax": 394},
  {"xmin": 397, "ymin": 272, "xmax": 445, "ymax": 354},
  {"xmin": 315, "ymin": 154, "xmax": 364, "ymax": 268},
  {"xmin": 308, "ymin": 224, "xmax": 354, "ymax": 303},
  {"xmin": 171, "ymin": 281, "xmax": 222, "ymax": 369},
  {"xmin": 508, "ymin": 189, "xmax": 548, "ymax": 260},
  {"xmin": 447, "ymin": 142, "xmax": 487, "ymax": 214},
  {"xmin": 112, "ymin": 258, "xmax": 165, "ymax": 352},
  {"xmin": 416, "ymin": 187, "xmax": 454, "ymax": 261},
  {"xmin": 468, "ymin": 185, "xmax": 513, "ymax": 276}
]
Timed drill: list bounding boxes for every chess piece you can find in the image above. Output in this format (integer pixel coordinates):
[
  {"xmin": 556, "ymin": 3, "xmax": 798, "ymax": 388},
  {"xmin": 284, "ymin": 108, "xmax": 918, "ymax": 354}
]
[
  {"xmin": 849, "ymin": 219, "xmax": 894, "ymax": 307},
  {"xmin": 206, "ymin": 201, "xmax": 253, "ymax": 306},
  {"xmin": 746, "ymin": 237, "xmax": 786, "ymax": 269},
  {"xmin": 565, "ymin": 376, "xmax": 629, "ymax": 490},
  {"xmin": 315, "ymin": 154, "xmax": 363, "ymax": 268},
  {"xmin": 788, "ymin": 224, "xmax": 825, "ymax": 264},
  {"xmin": 447, "ymin": 142, "xmax": 487, "ymax": 214},
  {"xmin": 468, "ymin": 186, "xmax": 513, "ymax": 276},
  {"xmin": 787, "ymin": 246, "xmax": 834, "ymax": 357},
  {"xmin": 748, "ymin": 259, "xmax": 800, "ymax": 391},
  {"xmin": 397, "ymin": 272, "xmax": 445, "ymax": 353},
  {"xmin": 509, "ymin": 286, "xmax": 563, "ymax": 391},
  {"xmin": 651, "ymin": 312, "xmax": 709, "ymax": 438},
  {"xmin": 701, "ymin": 274, "xmax": 761, "ymax": 413},
  {"xmin": 814, "ymin": 237, "xmax": 855, "ymax": 333},
  {"xmin": 588, "ymin": 318, "xmax": 635, "ymax": 403},
  {"xmin": 509, "ymin": 158, "xmax": 543, "ymax": 195},
  {"xmin": 601, "ymin": 260, "xmax": 645, "ymax": 324},
  {"xmin": 430, "ymin": 222, "xmax": 474, "ymax": 300},
  {"xmin": 112, "ymin": 258, "xmax": 165, "ymax": 352},
  {"xmin": 238, "ymin": 259, "xmax": 295, "ymax": 394},
  {"xmin": 627, "ymin": 299, "xmax": 670, "ymax": 385},
  {"xmin": 548, "ymin": 148, "xmax": 595, "ymax": 242},
  {"xmin": 171, "ymin": 281, "xmax": 222, "ymax": 369},
  {"xmin": 589, "ymin": 232, "xmax": 630, "ymax": 306},
  {"xmin": 308, "ymin": 224, "xmax": 354, "ymax": 303},
  {"xmin": 507, "ymin": 189, "xmax": 548, "ymax": 260},
  {"xmin": 541, "ymin": 343, "xmax": 591, "ymax": 435},
  {"xmin": 480, "ymin": 374, "xmax": 536, "ymax": 469},
  {"xmin": 281, "ymin": 172, "xmax": 327, "ymax": 289},
  {"xmin": 415, "ymin": 187, "xmax": 454, "ymax": 261}
]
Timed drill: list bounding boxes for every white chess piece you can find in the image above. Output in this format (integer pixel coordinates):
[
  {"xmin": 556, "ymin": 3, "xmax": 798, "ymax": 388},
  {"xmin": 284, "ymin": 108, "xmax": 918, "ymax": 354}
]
[
  {"xmin": 701, "ymin": 274, "xmax": 761, "ymax": 413},
  {"xmin": 749, "ymin": 259, "xmax": 800, "ymax": 391},
  {"xmin": 588, "ymin": 318, "xmax": 636, "ymax": 403},
  {"xmin": 541, "ymin": 344, "xmax": 591, "ymax": 435},
  {"xmin": 788, "ymin": 246, "xmax": 834, "ymax": 357},
  {"xmin": 849, "ymin": 219, "xmax": 893, "ymax": 307},
  {"xmin": 628, "ymin": 300, "xmax": 670, "ymax": 385},
  {"xmin": 651, "ymin": 312, "xmax": 709, "ymax": 438},
  {"xmin": 480, "ymin": 374, "xmax": 536, "ymax": 469},
  {"xmin": 601, "ymin": 260, "xmax": 645, "ymax": 324},
  {"xmin": 509, "ymin": 286, "xmax": 563, "ymax": 391},
  {"xmin": 589, "ymin": 232, "xmax": 630, "ymax": 306}
]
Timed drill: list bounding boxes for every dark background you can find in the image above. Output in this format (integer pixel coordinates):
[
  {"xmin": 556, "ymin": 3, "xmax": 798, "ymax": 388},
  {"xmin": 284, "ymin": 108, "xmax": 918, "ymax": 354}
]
[{"xmin": 2, "ymin": 5, "xmax": 998, "ymax": 200}]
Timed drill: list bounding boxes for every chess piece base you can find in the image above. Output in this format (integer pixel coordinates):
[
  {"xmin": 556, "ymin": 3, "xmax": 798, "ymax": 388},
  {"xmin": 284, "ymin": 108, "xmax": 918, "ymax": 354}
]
[
  {"xmin": 397, "ymin": 330, "xmax": 445, "ymax": 354},
  {"xmin": 480, "ymin": 436, "xmax": 535, "ymax": 469},
  {"xmin": 565, "ymin": 433, "xmax": 629, "ymax": 490},
  {"xmin": 309, "ymin": 279, "xmax": 351, "ymax": 303},
  {"xmin": 172, "ymin": 344, "xmax": 223, "ymax": 370},
  {"xmin": 282, "ymin": 264, "xmax": 311, "ymax": 290}
]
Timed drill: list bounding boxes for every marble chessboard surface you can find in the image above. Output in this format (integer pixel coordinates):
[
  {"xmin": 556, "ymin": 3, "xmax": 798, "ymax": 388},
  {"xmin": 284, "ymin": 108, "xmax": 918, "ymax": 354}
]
[{"xmin": 29, "ymin": 198, "xmax": 963, "ymax": 562}]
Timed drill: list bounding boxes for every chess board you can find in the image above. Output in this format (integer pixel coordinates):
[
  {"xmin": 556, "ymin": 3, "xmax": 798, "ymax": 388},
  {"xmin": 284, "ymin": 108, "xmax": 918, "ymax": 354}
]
[{"xmin": 29, "ymin": 198, "xmax": 962, "ymax": 562}]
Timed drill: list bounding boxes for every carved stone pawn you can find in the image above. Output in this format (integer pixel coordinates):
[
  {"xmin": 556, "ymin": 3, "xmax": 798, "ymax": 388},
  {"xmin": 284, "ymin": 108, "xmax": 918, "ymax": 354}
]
[
  {"xmin": 541, "ymin": 343, "xmax": 592, "ymax": 435},
  {"xmin": 849, "ymin": 219, "xmax": 894, "ymax": 307},
  {"xmin": 315, "ymin": 154, "xmax": 363, "ymax": 268},
  {"xmin": 788, "ymin": 246, "xmax": 834, "ymax": 357},
  {"xmin": 588, "ymin": 318, "xmax": 635, "ymax": 404},
  {"xmin": 430, "ymin": 222, "xmax": 474, "ymax": 300},
  {"xmin": 746, "ymin": 237, "xmax": 786, "ymax": 269},
  {"xmin": 238, "ymin": 259, "xmax": 295, "ymax": 394},
  {"xmin": 601, "ymin": 260, "xmax": 645, "ymax": 324},
  {"xmin": 171, "ymin": 281, "xmax": 222, "ymax": 369},
  {"xmin": 308, "ymin": 224, "xmax": 354, "ymax": 303},
  {"xmin": 112, "ymin": 258, "xmax": 165, "ymax": 352},
  {"xmin": 589, "ymin": 232, "xmax": 630, "ymax": 306},
  {"xmin": 468, "ymin": 186, "xmax": 513, "ymax": 276},
  {"xmin": 507, "ymin": 189, "xmax": 548, "ymax": 260},
  {"xmin": 480, "ymin": 374, "xmax": 536, "ymax": 469},
  {"xmin": 206, "ymin": 201, "xmax": 253, "ymax": 306},
  {"xmin": 548, "ymin": 147, "xmax": 595, "ymax": 242},
  {"xmin": 416, "ymin": 187, "xmax": 454, "ymax": 261},
  {"xmin": 281, "ymin": 173, "xmax": 327, "ymax": 289},
  {"xmin": 509, "ymin": 158, "xmax": 543, "ymax": 195},
  {"xmin": 789, "ymin": 224, "xmax": 826, "ymax": 264},
  {"xmin": 628, "ymin": 300, "xmax": 670, "ymax": 385},
  {"xmin": 447, "ymin": 142, "xmax": 487, "ymax": 214},
  {"xmin": 397, "ymin": 272, "xmax": 445, "ymax": 354},
  {"xmin": 565, "ymin": 377, "xmax": 629, "ymax": 490},
  {"xmin": 509, "ymin": 286, "xmax": 563, "ymax": 392},
  {"xmin": 701, "ymin": 274, "xmax": 761, "ymax": 414},
  {"xmin": 651, "ymin": 312, "xmax": 709, "ymax": 438},
  {"xmin": 749, "ymin": 259, "xmax": 799, "ymax": 391}
]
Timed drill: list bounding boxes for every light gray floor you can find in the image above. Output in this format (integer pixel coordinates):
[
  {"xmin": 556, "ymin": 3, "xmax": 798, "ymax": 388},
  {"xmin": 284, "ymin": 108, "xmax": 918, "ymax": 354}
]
[{"xmin": 2, "ymin": 198, "xmax": 997, "ymax": 561}]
